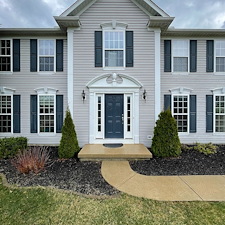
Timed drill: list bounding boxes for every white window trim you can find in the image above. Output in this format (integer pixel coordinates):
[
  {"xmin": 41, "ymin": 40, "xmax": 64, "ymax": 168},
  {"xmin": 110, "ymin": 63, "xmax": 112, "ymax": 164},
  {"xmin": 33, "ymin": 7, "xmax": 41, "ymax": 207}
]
[
  {"xmin": 214, "ymin": 40, "xmax": 225, "ymax": 75},
  {"xmin": 37, "ymin": 94, "xmax": 56, "ymax": 135},
  {"xmin": 0, "ymin": 94, "xmax": 13, "ymax": 134},
  {"xmin": 103, "ymin": 29, "xmax": 126, "ymax": 70},
  {"xmin": 171, "ymin": 94, "xmax": 190, "ymax": 134},
  {"xmin": 0, "ymin": 39, "xmax": 13, "ymax": 74},
  {"xmin": 172, "ymin": 39, "xmax": 190, "ymax": 75},
  {"xmin": 37, "ymin": 39, "xmax": 56, "ymax": 73}
]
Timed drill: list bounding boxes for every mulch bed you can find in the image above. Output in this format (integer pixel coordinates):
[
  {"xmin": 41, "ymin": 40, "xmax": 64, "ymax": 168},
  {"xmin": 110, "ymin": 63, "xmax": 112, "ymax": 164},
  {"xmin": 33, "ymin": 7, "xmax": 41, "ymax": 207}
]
[{"xmin": 0, "ymin": 146, "xmax": 224, "ymax": 196}]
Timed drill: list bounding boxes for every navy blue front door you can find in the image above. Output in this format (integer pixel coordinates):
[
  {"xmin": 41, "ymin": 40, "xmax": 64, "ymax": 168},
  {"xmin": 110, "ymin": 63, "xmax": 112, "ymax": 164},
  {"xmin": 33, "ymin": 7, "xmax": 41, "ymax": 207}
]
[{"xmin": 105, "ymin": 94, "xmax": 124, "ymax": 138}]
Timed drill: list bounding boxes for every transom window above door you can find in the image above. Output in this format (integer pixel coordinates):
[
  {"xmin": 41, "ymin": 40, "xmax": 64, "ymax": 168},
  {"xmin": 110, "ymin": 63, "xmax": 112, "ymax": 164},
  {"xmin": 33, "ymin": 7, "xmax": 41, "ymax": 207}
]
[{"xmin": 103, "ymin": 31, "xmax": 125, "ymax": 67}]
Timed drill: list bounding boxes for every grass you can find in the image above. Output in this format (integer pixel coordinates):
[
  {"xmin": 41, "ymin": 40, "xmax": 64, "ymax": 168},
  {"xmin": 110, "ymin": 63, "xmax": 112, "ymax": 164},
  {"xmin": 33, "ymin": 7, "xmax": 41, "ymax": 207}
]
[{"xmin": 0, "ymin": 177, "xmax": 225, "ymax": 224}]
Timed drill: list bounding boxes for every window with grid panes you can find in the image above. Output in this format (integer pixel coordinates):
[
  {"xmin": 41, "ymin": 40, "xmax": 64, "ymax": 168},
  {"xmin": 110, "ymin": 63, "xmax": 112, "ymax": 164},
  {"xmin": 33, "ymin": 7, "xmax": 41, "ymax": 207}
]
[
  {"xmin": 173, "ymin": 95, "xmax": 189, "ymax": 132},
  {"xmin": 39, "ymin": 95, "xmax": 55, "ymax": 133},
  {"xmin": 104, "ymin": 31, "xmax": 125, "ymax": 67},
  {"xmin": 215, "ymin": 41, "xmax": 225, "ymax": 72},
  {"xmin": 39, "ymin": 40, "xmax": 55, "ymax": 71},
  {"xmin": 0, "ymin": 40, "xmax": 11, "ymax": 71},
  {"xmin": 0, "ymin": 95, "xmax": 12, "ymax": 132},
  {"xmin": 172, "ymin": 40, "xmax": 189, "ymax": 72},
  {"xmin": 215, "ymin": 95, "xmax": 225, "ymax": 132}
]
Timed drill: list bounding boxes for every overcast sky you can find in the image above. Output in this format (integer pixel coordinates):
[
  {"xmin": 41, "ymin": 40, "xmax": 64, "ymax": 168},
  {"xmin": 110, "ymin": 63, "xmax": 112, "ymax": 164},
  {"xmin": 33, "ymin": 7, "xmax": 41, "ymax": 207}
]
[{"xmin": 0, "ymin": 0, "xmax": 225, "ymax": 29}]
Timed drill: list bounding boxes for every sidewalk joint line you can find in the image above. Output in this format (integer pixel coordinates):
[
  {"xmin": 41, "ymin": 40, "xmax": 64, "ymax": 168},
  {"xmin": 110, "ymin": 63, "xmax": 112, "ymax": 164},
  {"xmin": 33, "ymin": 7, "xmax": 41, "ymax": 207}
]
[{"xmin": 179, "ymin": 176, "xmax": 203, "ymax": 201}]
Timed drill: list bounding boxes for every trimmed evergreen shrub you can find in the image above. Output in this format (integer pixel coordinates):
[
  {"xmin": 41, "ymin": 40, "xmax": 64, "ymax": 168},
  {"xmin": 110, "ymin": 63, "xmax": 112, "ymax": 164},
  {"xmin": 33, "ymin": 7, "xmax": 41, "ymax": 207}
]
[
  {"xmin": 58, "ymin": 109, "xmax": 79, "ymax": 159},
  {"xmin": 151, "ymin": 109, "xmax": 181, "ymax": 158},
  {"xmin": 0, "ymin": 137, "xmax": 28, "ymax": 159}
]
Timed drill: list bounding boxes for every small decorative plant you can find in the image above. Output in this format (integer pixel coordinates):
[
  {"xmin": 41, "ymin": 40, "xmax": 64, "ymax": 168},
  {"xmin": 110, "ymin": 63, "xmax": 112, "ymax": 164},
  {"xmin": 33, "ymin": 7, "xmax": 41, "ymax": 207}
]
[
  {"xmin": 58, "ymin": 109, "xmax": 80, "ymax": 159},
  {"xmin": 193, "ymin": 142, "xmax": 218, "ymax": 155},
  {"xmin": 11, "ymin": 146, "xmax": 50, "ymax": 174},
  {"xmin": 151, "ymin": 109, "xmax": 181, "ymax": 158}
]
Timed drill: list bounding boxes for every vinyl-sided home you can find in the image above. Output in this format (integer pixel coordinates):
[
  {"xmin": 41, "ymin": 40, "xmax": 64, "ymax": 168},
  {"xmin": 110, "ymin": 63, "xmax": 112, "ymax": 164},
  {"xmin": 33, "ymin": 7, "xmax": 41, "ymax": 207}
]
[{"xmin": 1, "ymin": 0, "xmax": 225, "ymax": 147}]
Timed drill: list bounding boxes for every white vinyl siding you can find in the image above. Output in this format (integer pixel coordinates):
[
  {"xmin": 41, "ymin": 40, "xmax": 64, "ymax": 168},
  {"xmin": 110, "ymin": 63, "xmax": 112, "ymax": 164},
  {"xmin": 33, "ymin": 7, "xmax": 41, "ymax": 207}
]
[
  {"xmin": 0, "ymin": 40, "xmax": 12, "ymax": 72},
  {"xmin": 172, "ymin": 95, "xmax": 189, "ymax": 133},
  {"xmin": 38, "ymin": 40, "xmax": 55, "ymax": 72},
  {"xmin": 103, "ymin": 31, "xmax": 125, "ymax": 68},
  {"xmin": 0, "ymin": 95, "xmax": 12, "ymax": 133},
  {"xmin": 172, "ymin": 40, "xmax": 189, "ymax": 73},
  {"xmin": 215, "ymin": 40, "xmax": 225, "ymax": 72}
]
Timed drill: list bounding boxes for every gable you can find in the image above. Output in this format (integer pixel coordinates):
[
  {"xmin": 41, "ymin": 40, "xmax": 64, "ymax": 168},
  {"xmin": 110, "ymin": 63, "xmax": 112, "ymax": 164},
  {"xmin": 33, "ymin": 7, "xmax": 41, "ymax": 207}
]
[
  {"xmin": 55, "ymin": 0, "xmax": 174, "ymax": 31},
  {"xmin": 61, "ymin": 0, "xmax": 169, "ymax": 17}
]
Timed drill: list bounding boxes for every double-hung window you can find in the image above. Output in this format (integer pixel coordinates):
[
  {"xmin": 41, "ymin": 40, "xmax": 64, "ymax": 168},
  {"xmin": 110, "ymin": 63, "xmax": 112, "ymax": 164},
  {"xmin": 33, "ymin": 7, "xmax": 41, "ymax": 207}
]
[
  {"xmin": 172, "ymin": 40, "xmax": 189, "ymax": 73},
  {"xmin": 0, "ymin": 95, "xmax": 12, "ymax": 133},
  {"xmin": 38, "ymin": 95, "xmax": 55, "ymax": 133},
  {"xmin": 215, "ymin": 41, "xmax": 225, "ymax": 72},
  {"xmin": 38, "ymin": 40, "xmax": 55, "ymax": 72},
  {"xmin": 103, "ymin": 30, "xmax": 125, "ymax": 68},
  {"xmin": 0, "ymin": 40, "xmax": 11, "ymax": 72},
  {"xmin": 214, "ymin": 95, "xmax": 225, "ymax": 132},
  {"xmin": 172, "ymin": 95, "xmax": 189, "ymax": 133}
]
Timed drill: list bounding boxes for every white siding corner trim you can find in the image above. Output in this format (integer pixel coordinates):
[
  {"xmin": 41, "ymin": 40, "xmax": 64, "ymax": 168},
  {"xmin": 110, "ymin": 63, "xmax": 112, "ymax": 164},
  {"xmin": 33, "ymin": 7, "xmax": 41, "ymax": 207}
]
[
  {"xmin": 67, "ymin": 28, "xmax": 74, "ymax": 117},
  {"xmin": 154, "ymin": 28, "xmax": 161, "ymax": 121}
]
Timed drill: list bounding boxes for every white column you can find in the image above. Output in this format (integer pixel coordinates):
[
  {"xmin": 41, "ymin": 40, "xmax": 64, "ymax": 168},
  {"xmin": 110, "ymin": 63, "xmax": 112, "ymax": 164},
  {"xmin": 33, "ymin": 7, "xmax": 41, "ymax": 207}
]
[
  {"xmin": 154, "ymin": 28, "xmax": 161, "ymax": 121},
  {"xmin": 67, "ymin": 28, "xmax": 74, "ymax": 118}
]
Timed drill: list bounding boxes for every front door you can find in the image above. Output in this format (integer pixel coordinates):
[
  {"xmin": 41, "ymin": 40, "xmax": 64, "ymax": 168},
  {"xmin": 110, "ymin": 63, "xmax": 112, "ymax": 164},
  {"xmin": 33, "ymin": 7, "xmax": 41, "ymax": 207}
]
[{"xmin": 105, "ymin": 94, "xmax": 124, "ymax": 138}]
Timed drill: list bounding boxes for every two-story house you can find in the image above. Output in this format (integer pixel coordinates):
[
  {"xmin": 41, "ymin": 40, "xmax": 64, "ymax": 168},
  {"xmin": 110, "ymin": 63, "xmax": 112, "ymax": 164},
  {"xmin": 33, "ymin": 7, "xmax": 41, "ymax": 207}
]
[{"xmin": 1, "ymin": 0, "xmax": 225, "ymax": 147}]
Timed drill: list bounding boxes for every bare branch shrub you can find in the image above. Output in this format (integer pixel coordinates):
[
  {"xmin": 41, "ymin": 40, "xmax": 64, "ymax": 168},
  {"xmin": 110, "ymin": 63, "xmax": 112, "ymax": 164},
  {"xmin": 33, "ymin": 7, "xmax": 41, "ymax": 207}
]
[{"xmin": 11, "ymin": 146, "xmax": 50, "ymax": 174}]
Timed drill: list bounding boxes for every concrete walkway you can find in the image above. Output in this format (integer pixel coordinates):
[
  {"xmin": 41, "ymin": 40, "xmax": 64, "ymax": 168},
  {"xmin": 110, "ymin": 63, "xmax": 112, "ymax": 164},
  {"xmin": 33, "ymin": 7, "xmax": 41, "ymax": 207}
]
[{"xmin": 101, "ymin": 161, "xmax": 225, "ymax": 201}]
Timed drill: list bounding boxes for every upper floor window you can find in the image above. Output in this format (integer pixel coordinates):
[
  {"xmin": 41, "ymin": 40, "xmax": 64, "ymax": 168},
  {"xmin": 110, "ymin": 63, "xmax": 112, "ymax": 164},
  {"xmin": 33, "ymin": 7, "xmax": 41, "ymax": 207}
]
[
  {"xmin": 0, "ymin": 40, "xmax": 11, "ymax": 72},
  {"xmin": 215, "ymin": 41, "xmax": 225, "ymax": 72},
  {"xmin": 0, "ymin": 95, "xmax": 12, "ymax": 133},
  {"xmin": 172, "ymin": 40, "xmax": 189, "ymax": 73},
  {"xmin": 38, "ymin": 40, "xmax": 55, "ymax": 72},
  {"xmin": 103, "ymin": 31, "xmax": 125, "ymax": 67}
]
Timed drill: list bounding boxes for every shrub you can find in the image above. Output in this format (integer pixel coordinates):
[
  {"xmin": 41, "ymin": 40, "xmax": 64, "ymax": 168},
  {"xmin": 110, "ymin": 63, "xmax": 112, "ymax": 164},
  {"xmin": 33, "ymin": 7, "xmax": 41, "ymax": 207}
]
[
  {"xmin": 0, "ymin": 137, "xmax": 28, "ymax": 159},
  {"xmin": 58, "ymin": 109, "xmax": 79, "ymax": 159},
  {"xmin": 11, "ymin": 146, "xmax": 50, "ymax": 174},
  {"xmin": 193, "ymin": 142, "xmax": 218, "ymax": 155},
  {"xmin": 151, "ymin": 109, "xmax": 181, "ymax": 158}
]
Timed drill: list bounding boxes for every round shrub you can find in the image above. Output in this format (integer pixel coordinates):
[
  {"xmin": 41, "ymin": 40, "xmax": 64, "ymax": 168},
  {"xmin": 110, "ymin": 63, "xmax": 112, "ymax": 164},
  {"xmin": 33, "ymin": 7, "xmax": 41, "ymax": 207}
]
[
  {"xmin": 151, "ymin": 109, "xmax": 181, "ymax": 158},
  {"xmin": 58, "ymin": 109, "xmax": 79, "ymax": 159}
]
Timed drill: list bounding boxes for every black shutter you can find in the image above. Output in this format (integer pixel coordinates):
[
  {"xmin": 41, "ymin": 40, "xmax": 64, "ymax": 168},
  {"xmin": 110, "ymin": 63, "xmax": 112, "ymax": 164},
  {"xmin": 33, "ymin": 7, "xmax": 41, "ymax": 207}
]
[
  {"xmin": 56, "ymin": 95, "xmax": 63, "ymax": 133},
  {"xmin": 30, "ymin": 95, "xmax": 37, "ymax": 133},
  {"xmin": 13, "ymin": 39, "xmax": 20, "ymax": 72},
  {"xmin": 206, "ymin": 95, "xmax": 213, "ymax": 132},
  {"xmin": 95, "ymin": 31, "xmax": 102, "ymax": 67},
  {"xmin": 190, "ymin": 40, "xmax": 197, "ymax": 72},
  {"xmin": 30, "ymin": 39, "xmax": 37, "ymax": 72},
  {"xmin": 164, "ymin": 40, "xmax": 171, "ymax": 72},
  {"xmin": 126, "ymin": 31, "xmax": 133, "ymax": 67},
  {"xmin": 206, "ymin": 40, "xmax": 214, "ymax": 72},
  {"xmin": 190, "ymin": 95, "xmax": 197, "ymax": 133},
  {"xmin": 56, "ymin": 39, "xmax": 63, "ymax": 72},
  {"xmin": 164, "ymin": 95, "xmax": 171, "ymax": 110},
  {"xmin": 13, "ymin": 95, "xmax": 20, "ymax": 133}
]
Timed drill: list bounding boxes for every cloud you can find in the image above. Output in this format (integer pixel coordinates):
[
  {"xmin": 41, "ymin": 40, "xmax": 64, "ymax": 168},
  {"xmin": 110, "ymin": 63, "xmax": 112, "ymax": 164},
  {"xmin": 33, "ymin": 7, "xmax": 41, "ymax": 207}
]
[{"xmin": 1, "ymin": 0, "xmax": 225, "ymax": 29}]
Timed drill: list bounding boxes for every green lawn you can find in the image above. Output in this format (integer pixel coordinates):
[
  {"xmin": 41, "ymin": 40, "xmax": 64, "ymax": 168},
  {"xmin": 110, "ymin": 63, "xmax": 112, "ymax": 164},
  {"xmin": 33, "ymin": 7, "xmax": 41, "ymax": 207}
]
[{"xmin": 0, "ymin": 177, "xmax": 225, "ymax": 225}]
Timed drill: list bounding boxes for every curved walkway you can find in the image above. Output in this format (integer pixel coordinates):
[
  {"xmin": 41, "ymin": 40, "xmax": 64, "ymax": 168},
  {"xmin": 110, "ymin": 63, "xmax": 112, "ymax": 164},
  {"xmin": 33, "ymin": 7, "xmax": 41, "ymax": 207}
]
[{"xmin": 101, "ymin": 161, "xmax": 225, "ymax": 201}]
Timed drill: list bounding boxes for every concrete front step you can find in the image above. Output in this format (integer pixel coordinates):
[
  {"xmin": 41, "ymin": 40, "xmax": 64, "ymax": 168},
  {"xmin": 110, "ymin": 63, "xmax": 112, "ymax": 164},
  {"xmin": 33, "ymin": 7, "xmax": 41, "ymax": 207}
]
[{"xmin": 78, "ymin": 144, "xmax": 152, "ymax": 161}]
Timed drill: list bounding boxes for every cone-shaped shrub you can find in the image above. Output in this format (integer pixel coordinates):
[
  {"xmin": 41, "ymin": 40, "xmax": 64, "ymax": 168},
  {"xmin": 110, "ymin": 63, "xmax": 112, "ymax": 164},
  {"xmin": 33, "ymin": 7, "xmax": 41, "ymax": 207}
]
[
  {"xmin": 151, "ymin": 109, "xmax": 181, "ymax": 158},
  {"xmin": 58, "ymin": 109, "xmax": 79, "ymax": 159}
]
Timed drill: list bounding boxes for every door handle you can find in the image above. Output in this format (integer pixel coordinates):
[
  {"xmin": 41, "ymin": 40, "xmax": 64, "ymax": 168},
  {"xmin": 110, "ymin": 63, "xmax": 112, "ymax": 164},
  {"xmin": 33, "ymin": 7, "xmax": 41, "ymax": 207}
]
[{"xmin": 122, "ymin": 114, "xmax": 124, "ymax": 124}]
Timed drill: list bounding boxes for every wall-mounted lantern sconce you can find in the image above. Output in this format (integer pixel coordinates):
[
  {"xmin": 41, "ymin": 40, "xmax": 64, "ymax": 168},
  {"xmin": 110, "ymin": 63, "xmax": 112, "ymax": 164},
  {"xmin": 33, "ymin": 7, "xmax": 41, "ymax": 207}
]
[
  {"xmin": 82, "ymin": 90, "xmax": 86, "ymax": 102},
  {"xmin": 142, "ymin": 89, "xmax": 147, "ymax": 101}
]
